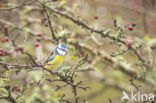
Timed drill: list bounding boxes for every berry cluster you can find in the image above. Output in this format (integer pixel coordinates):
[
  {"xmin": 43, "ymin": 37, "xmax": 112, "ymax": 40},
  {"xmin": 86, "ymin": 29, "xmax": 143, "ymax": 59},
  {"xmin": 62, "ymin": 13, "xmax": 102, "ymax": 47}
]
[
  {"xmin": 1, "ymin": 25, "xmax": 9, "ymax": 43},
  {"xmin": 0, "ymin": 25, "xmax": 10, "ymax": 56},
  {"xmin": 35, "ymin": 33, "xmax": 43, "ymax": 47},
  {"xmin": 126, "ymin": 23, "xmax": 136, "ymax": 46}
]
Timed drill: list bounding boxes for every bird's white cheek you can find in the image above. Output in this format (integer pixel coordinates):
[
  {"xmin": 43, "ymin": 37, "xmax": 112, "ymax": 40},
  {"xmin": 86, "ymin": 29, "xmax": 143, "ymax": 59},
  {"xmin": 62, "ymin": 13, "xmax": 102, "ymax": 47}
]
[{"xmin": 57, "ymin": 49, "xmax": 66, "ymax": 55}]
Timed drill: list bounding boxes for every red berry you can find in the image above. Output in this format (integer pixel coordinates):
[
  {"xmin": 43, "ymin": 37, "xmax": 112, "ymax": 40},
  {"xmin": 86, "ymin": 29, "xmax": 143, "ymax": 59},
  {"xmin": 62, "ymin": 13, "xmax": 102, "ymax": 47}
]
[
  {"xmin": 37, "ymin": 33, "xmax": 42, "ymax": 37},
  {"xmin": 128, "ymin": 26, "xmax": 133, "ymax": 31},
  {"xmin": 36, "ymin": 37, "xmax": 41, "ymax": 41},
  {"xmin": 0, "ymin": 51, "xmax": 3, "ymax": 56},
  {"xmin": 94, "ymin": 16, "xmax": 99, "ymax": 19},
  {"xmin": 35, "ymin": 43, "xmax": 40, "ymax": 47},
  {"xmin": 1, "ymin": 37, "xmax": 9, "ymax": 42},
  {"xmin": 4, "ymin": 36, "xmax": 9, "ymax": 41},
  {"xmin": 3, "ymin": 25, "xmax": 9, "ymax": 29},
  {"xmin": 0, "ymin": 49, "xmax": 4, "ymax": 52}
]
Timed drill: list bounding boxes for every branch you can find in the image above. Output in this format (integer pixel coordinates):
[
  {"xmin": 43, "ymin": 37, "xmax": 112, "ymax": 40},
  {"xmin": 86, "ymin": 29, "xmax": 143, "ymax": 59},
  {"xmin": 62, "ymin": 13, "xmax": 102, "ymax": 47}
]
[
  {"xmin": 0, "ymin": 0, "xmax": 37, "ymax": 10},
  {"xmin": 129, "ymin": 76, "xmax": 140, "ymax": 92},
  {"xmin": 41, "ymin": 2, "xmax": 57, "ymax": 40},
  {"xmin": 45, "ymin": 6, "xmax": 147, "ymax": 67}
]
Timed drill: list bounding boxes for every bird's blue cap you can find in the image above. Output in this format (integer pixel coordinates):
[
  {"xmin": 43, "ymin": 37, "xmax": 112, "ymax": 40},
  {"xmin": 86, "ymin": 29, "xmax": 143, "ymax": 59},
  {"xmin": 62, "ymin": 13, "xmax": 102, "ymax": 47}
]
[
  {"xmin": 54, "ymin": 43, "xmax": 68, "ymax": 55},
  {"xmin": 58, "ymin": 43, "xmax": 67, "ymax": 50}
]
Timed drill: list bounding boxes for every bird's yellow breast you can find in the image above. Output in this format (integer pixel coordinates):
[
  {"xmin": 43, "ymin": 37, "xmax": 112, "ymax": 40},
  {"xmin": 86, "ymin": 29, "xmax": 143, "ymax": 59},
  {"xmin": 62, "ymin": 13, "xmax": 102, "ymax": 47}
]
[{"xmin": 44, "ymin": 55, "xmax": 66, "ymax": 70}]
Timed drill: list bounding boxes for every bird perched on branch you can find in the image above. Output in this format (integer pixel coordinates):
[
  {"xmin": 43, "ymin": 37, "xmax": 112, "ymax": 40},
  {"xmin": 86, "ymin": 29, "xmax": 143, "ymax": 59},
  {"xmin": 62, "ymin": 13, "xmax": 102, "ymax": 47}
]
[{"xmin": 44, "ymin": 43, "xmax": 68, "ymax": 72}]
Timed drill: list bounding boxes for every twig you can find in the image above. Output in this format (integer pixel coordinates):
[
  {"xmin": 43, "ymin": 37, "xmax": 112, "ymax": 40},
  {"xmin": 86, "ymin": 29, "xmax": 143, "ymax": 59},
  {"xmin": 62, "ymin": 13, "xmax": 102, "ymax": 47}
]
[
  {"xmin": 129, "ymin": 76, "xmax": 140, "ymax": 92},
  {"xmin": 40, "ymin": 2, "xmax": 57, "ymax": 40},
  {"xmin": 111, "ymin": 48, "xmax": 129, "ymax": 57},
  {"xmin": 21, "ymin": 51, "xmax": 39, "ymax": 66},
  {"xmin": 0, "ymin": 0, "xmax": 37, "ymax": 10},
  {"xmin": 72, "ymin": 85, "xmax": 78, "ymax": 103}
]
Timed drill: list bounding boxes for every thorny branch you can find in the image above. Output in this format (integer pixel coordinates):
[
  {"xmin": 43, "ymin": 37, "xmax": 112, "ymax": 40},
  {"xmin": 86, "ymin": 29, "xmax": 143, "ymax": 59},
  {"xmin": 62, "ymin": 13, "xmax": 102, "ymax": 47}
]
[
  {"xmin": 0, "ymin": 0, "xmax": 155, "ymax": 103},
  {"xmin": 41, "ymin": 2, "xmax": 57, "ymax": 41},
  {"xmin": 0, "ymin": 0, "xmax": 37, "ymax": 10},
  {"xmin": 129, "ymin": 75, "xmax": 155, "ymax": 103},
  {"xmin": 129, "ymin": 75, "xmax": 140, "ymax": 92}
]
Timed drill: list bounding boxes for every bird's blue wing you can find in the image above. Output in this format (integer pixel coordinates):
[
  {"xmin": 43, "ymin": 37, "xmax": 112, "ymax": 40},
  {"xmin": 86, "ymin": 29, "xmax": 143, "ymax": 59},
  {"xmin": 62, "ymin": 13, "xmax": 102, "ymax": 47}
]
[
  {"xmin": 44, "ymin": 52, "xmax": 56, "ymax": 64},
  {"xmin": 47, "ymin": 54, "xmax": 55, "ymax": 62}
]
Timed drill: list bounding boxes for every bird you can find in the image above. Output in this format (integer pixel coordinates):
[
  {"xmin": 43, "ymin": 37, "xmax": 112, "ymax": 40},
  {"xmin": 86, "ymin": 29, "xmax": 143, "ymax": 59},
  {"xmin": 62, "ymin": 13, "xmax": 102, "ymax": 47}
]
[{"xmin": 44, "ymin": 43, "xmax": 68, "ymax": 72}]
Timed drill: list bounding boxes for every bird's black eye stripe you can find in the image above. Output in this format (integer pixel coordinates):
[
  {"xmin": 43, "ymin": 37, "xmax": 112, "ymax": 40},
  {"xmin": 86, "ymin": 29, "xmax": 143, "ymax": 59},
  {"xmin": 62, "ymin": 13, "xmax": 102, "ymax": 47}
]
[{"xmin": 58, "ymin": 48, "xmax": 66, "ymax": 51}]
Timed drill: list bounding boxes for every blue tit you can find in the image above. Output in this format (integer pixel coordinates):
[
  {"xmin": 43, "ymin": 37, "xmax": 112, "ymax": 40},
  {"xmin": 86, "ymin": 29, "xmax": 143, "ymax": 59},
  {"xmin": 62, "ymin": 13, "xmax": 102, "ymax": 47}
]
[{"xmin": 44, "ymin": 43, "xmax": 68, "ymax": 72}]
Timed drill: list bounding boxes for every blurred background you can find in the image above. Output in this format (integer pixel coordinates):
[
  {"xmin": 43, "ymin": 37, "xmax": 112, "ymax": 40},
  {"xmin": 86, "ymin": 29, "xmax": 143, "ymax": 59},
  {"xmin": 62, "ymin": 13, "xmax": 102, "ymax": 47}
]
[{"xmin": 0, "ymin": 0, "xmax": 156, "ymax": 103}]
